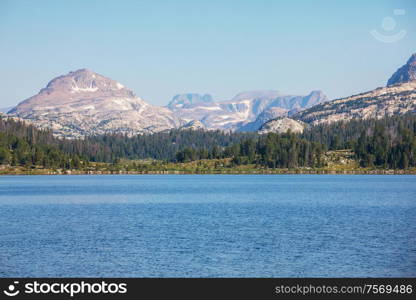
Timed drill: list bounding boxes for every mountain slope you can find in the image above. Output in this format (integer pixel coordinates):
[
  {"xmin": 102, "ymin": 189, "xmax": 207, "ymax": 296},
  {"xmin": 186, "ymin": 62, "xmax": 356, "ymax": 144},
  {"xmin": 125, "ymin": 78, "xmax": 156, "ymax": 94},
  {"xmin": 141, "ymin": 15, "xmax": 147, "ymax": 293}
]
[
  {"xmin": 295, "ymin": 81, "xmax": 416, "ymax": 125},
  {"xmin": 256, "ymin": 53, "xmax": 416, "ymax": 133},
  {"xmin": 9, "ymin": 69, "xmax": 182, "ymax": 138},
  {"xmin": 281, "ymin": 53, "xmax": 416, "ymax": 127}
]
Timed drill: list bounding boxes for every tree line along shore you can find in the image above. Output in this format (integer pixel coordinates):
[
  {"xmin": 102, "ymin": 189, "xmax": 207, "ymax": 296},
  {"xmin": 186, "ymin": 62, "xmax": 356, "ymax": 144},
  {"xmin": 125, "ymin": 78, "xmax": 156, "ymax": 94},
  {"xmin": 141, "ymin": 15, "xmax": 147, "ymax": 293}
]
[{"xmin": 1, "ymin": 114, "xmax": 416, "ymax": 175}]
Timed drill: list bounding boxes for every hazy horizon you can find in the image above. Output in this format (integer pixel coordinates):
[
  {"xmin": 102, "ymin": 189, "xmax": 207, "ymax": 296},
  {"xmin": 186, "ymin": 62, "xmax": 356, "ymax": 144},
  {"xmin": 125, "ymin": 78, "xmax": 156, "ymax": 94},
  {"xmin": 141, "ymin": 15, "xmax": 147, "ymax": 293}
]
[{"xmin": 0, "ymin": 0, "xmax": 415, "ymax": 108}]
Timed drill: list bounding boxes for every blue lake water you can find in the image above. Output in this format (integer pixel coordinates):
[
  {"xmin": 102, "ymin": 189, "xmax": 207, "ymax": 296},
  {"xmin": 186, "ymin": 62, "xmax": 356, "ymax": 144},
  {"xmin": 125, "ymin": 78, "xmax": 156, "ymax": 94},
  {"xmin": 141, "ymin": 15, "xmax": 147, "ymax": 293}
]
[{"xmin": 0, "ymin": 175, "xmax": 415, "ymax": 277}]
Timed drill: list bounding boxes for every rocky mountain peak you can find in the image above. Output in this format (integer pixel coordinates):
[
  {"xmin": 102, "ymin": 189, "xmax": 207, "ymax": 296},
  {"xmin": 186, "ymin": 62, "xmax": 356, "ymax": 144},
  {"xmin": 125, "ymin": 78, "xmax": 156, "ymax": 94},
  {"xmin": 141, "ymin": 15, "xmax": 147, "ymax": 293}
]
[
  {"xmin": 38, "ymin": 69, "xmax": 135, "ymax": 99},
  {"xmin": 8, "ymin": 69, "xmax": 182, "ymax": 138},
  {"xmin": 231, "ymin": 90, "xmax": 283, "ymax": 101},
  {"xmin": 307, "ymin": 90, "xmax": 326, "ymax": 98},
  {"xmin": 168, "ymin": 93, "xmax": 214, "ymax": 110},
  {"xmin": 387, "ymin": 53, "xmax": 416, "ymax": 86},
  {"xmin": 300, "ymin": 90, "xmax": 329, "ymax": 108},
  {"xmin": 407, "ymin": 53, "xmax": 416, "ymax": 64}
]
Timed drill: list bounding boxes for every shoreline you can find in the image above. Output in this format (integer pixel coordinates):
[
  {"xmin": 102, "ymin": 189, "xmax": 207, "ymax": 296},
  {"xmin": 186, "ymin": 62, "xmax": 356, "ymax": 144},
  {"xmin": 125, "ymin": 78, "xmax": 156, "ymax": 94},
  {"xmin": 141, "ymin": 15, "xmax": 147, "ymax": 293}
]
[{"xmin": 1, "ymin": 169, "xmax": 415, "ymax": 175}]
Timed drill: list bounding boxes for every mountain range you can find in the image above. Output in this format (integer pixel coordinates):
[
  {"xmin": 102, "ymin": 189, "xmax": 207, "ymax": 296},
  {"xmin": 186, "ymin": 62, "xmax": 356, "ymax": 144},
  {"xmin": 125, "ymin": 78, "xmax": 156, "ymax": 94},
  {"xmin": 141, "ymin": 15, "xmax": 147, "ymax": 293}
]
[
  {"xmin": 170, "ymin": 89, "xmax": 328, "ymax": 131},
  {"xmin": 6, "ymin": 70, "xmax": 328, "ymax": 137},
  {"xmin": 5, "ymin": 52, "xmax": 416, "ymax": 137}
]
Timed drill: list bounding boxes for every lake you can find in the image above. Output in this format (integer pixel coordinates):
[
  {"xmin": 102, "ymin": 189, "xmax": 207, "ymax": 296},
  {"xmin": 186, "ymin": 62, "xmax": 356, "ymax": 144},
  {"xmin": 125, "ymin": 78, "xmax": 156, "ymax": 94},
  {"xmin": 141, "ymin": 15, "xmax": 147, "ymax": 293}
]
[{"xmin": 0, "ymin": 175, "xmax": 415, "ymax": 277}]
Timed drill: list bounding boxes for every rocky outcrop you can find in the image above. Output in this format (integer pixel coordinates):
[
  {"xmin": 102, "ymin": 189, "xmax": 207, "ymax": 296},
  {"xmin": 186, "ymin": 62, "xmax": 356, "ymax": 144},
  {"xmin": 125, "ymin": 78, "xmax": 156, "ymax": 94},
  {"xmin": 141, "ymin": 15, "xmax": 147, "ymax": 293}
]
[
  {"xmin": 179, "ymin": 120, "xmax": 206, "ymax": 130},
  {"xmin": 258, "ymin": 117, "xmax": 305, "ymax": 134},
  {"xmin": 237, "ymin": 107, "xmax": 288, "ymax": 132}
]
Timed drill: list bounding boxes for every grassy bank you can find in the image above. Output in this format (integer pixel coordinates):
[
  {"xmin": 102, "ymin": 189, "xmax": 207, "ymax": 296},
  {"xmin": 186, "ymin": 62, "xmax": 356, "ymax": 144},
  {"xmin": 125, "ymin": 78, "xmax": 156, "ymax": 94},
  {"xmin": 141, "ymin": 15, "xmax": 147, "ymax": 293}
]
[{"xmin": 1, "ymin": 152, "xmax": 415, "ymax": 175}]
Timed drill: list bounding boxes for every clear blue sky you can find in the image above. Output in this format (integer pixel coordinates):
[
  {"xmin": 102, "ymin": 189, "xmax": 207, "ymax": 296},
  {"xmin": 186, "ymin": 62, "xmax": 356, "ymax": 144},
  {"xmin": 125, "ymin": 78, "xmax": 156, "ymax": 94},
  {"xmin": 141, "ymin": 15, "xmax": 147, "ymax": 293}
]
[{"xmin": 0, "ymin": 0, "xmax": 415, "ymax": 107}]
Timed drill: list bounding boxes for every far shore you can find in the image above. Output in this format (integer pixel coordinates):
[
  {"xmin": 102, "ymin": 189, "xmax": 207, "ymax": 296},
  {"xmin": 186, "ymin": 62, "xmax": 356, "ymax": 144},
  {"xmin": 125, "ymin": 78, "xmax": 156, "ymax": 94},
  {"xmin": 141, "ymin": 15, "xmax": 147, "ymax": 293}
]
[{"xmin": 1, "ymin": 168, "xmax": 415, "ymax": 176}]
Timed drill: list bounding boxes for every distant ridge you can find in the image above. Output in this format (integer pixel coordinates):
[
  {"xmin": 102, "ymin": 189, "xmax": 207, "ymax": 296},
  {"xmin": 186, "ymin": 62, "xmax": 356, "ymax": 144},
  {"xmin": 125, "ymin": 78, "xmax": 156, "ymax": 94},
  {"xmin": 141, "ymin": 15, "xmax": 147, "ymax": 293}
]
[{"xmin": 9, "ymin": 53, "xmax": 414, "ymax": 137}]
